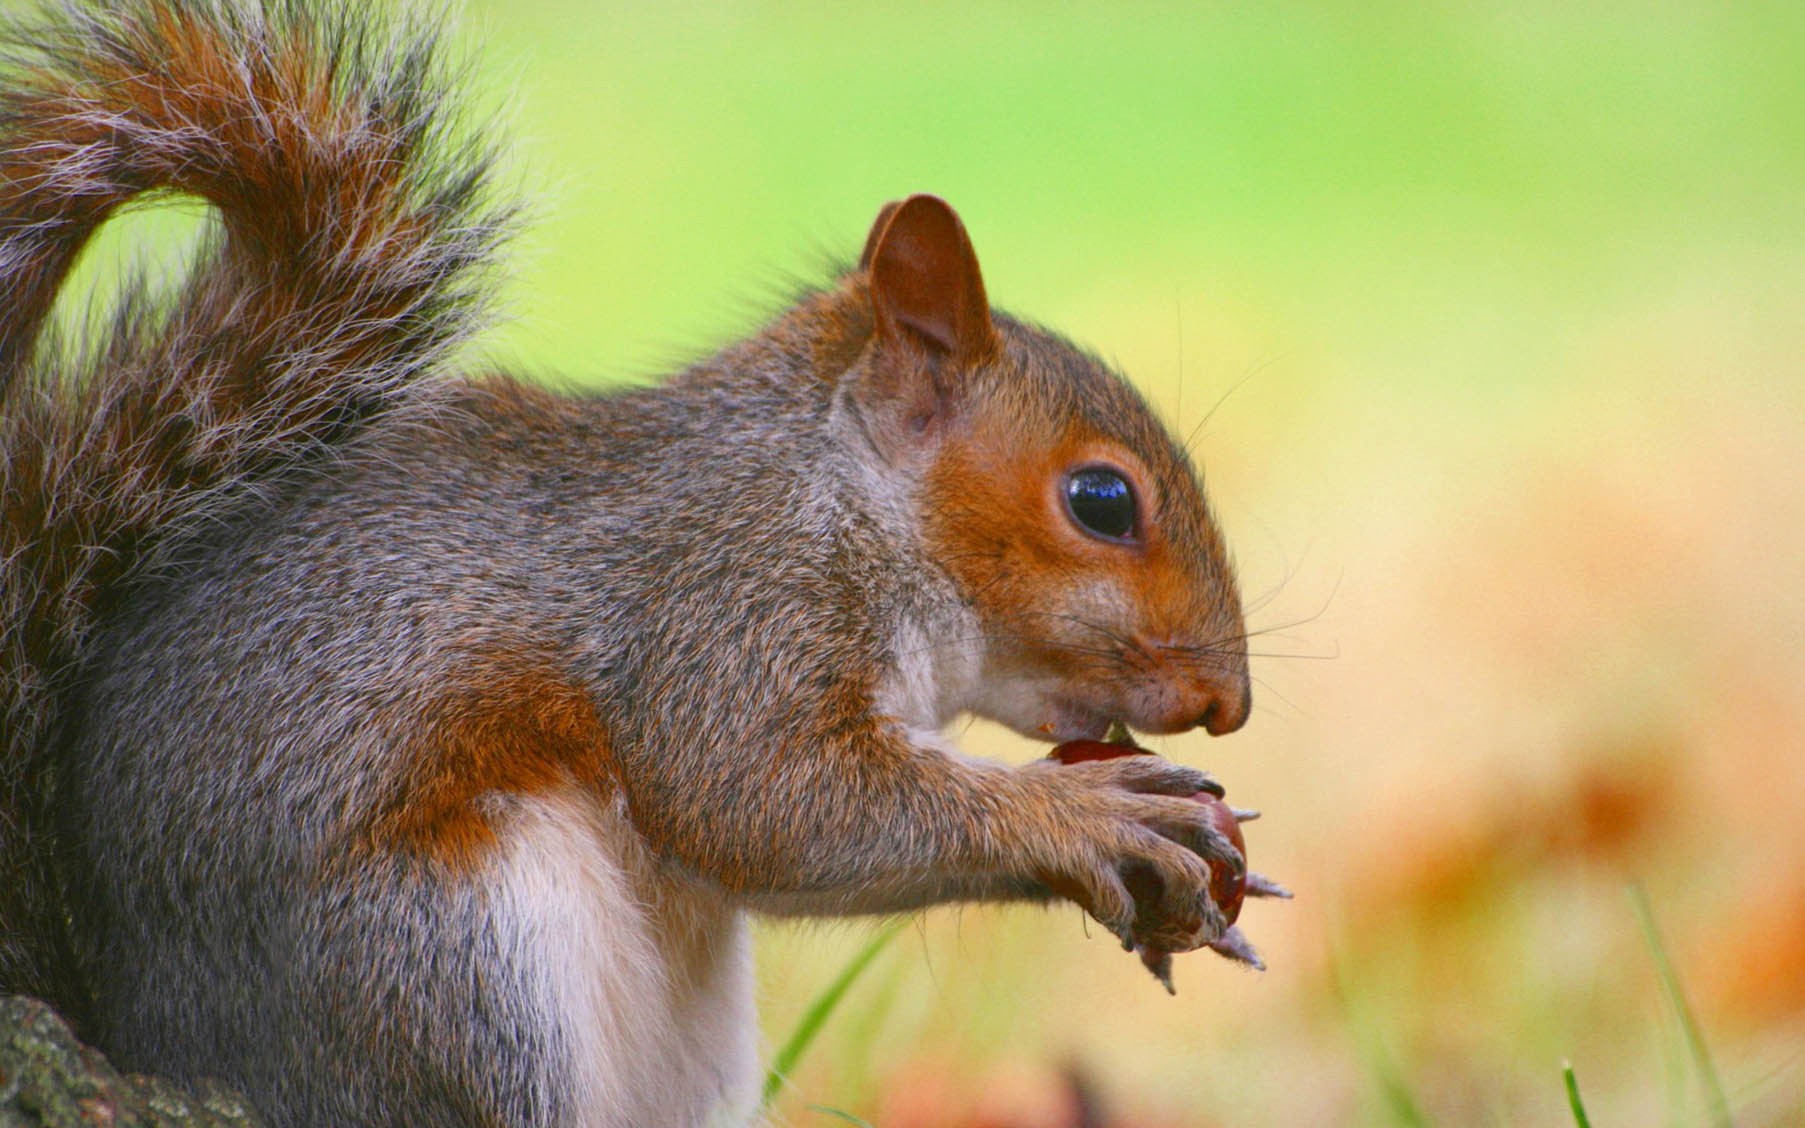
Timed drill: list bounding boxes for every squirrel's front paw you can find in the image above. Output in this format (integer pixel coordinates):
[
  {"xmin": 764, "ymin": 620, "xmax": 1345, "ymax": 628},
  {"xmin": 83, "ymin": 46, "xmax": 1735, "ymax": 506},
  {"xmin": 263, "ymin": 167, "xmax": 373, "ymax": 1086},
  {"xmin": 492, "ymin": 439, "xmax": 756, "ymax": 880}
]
[{"xmin": 1021, "ymin": 756, "xmax": 1242, "ymax": 953}]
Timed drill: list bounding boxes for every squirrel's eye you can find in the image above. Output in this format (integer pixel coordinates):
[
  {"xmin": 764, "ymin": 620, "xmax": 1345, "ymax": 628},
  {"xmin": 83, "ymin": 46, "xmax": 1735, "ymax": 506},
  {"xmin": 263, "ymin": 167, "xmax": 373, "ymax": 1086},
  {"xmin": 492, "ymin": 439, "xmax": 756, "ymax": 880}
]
[{"xmin": 1065, "ymin": 468, "xmax": 1136, "ymax": 541}]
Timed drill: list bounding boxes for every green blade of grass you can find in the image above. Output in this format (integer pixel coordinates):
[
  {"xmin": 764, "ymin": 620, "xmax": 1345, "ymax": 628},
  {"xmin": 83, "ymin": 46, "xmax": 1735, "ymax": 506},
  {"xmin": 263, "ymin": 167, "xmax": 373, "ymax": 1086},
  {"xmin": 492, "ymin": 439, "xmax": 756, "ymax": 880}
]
[
  {"xmin": 1376, "ymin": 1061, "xmax": 1432, "ymax": 1128},
  {"xmin": 1629, "ymin": 883, "xmax": 1733, "ymax": 1128},
  {"xmin": 1562, "ymin": 1059, "xmax": 1593, "ymax": 1128},
  {"xmin": 1327, "ymin": 941, "xmax": 1430, "ymax": 1128},
  {"xmin": 760, "ymin": 920, "xmax": 906, "ymax": 1112}
]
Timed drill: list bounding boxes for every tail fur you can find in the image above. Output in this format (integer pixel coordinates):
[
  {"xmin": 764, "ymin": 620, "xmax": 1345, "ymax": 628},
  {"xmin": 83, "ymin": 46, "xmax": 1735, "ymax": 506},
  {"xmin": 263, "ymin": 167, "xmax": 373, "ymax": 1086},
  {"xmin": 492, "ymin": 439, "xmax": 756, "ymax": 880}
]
[{"xmin": 0, "ymin": 0, "xmax": 513, "ymax": 1014}]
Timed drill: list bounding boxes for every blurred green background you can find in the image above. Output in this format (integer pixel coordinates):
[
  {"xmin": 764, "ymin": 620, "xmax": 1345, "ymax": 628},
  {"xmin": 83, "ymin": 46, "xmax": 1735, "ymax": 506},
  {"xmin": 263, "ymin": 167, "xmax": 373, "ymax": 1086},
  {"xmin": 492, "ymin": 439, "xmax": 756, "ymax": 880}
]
[{"xmin": 69, "ymin": 1, "xmax": 1805, "ymax": 1124}]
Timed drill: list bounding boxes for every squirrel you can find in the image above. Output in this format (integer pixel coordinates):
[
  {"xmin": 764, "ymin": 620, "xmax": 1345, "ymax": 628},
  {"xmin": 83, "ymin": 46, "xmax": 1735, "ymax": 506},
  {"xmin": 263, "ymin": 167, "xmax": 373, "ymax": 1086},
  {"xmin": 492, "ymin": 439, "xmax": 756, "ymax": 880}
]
[{"xmin": 0, "ymin": 1, "xmax": 1272, "ymax": 1125}]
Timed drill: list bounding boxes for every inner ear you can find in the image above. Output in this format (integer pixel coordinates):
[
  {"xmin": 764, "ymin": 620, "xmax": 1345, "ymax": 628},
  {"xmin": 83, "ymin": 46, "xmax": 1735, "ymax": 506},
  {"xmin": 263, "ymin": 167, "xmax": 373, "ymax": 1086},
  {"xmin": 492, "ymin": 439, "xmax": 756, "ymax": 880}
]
[{"xmin": 865, "ymin": 194, "xmax": 997, "ymax": 366}]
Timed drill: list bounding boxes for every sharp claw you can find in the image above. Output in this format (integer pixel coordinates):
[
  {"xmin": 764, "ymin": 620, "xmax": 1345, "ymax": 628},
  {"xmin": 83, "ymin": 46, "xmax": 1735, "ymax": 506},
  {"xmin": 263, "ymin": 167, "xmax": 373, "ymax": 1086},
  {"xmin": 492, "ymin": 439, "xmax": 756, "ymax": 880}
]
[
  {"xmin": 1196, "ymin": 775, "xmax": 1227, "ymax": 799},
  {"xmin": 1230, "ymin": 806, "xmax": 1261, "ymax": 822},
  {"xmin": 1140, "ymin": 947, "xmax": 1176, "ymax": 995},
  {"xmin": 1209, "ymin": 926, "xmax": 1265, "ymax": 970},
  {"xmin": 1246, "ymin": 872, "xmax": 1293, "ymax": 899}
]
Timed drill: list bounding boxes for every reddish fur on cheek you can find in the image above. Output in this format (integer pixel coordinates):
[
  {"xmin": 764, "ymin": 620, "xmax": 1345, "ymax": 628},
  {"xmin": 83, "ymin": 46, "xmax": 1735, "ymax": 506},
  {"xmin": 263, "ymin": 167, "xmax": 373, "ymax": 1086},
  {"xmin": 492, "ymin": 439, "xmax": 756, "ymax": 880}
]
[
  {"xmin": 361, "ymin": 655, "xmax": 613, "ymax": 872},
  {"xmin": 923, "ymin": 420, "xmax": 1184, "ymax": 649},
  {"xmin": 921, "ymin": 425, "xmax": 1062, "ymax": 641}
]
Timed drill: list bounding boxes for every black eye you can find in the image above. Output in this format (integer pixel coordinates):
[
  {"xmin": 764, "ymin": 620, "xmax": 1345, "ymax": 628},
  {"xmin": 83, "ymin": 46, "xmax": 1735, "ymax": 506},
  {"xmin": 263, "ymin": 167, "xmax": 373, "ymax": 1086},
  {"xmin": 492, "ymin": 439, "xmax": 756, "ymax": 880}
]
[{"xmin": 1065, "ymin": 468, "xmax": 1136, "ymax": 541}]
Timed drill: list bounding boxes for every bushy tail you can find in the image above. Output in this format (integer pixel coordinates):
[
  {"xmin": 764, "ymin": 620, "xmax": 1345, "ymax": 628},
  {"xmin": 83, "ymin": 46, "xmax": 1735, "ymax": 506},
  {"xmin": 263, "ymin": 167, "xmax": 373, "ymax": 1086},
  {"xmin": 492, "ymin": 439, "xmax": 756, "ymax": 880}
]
[{"xmin": 0, "ymin": 0, "xmax": 514, "ymax": 1015}]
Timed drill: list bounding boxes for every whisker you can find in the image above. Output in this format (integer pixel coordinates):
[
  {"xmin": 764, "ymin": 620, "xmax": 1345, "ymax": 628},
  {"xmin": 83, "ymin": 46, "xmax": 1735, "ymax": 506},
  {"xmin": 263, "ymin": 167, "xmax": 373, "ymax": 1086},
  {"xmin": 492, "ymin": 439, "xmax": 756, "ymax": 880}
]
[
  {"xmin": 1174, "ymin": 294, "xmax": 1185, "ymax": 442},
  {"xmin": 1248, "ymin": 674, "xmax": 1305, "ymax": 721},
  {"xmin": 1245, "ymin": 646, "xmax": 1339, "ymax": 661},
  {"xmin": 1206, "ymin": 571, "xmax": 1342, "ymax": 650},
  {"xmin": 1240, "ymin": 541, "xmax": 1318, "ymax": 618},
  {"xmin": 1013, "ymin": 610, "xmax": 1148, "ymax": 661},
  {"xmin": 1249, "ymin": 567, "xmax": 1343, "ymax": 636},
  {"xmin": 1182, "ymin": 347, "xmax": 1294, "ymax": 453}
]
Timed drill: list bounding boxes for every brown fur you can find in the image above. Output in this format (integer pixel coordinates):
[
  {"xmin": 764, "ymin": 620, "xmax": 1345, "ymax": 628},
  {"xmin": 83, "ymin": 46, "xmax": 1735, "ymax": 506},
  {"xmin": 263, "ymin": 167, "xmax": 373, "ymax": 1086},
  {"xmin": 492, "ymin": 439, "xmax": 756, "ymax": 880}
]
[{"xmin": 364, "ymin": 657, "xmax": 615, "ymax": 872}]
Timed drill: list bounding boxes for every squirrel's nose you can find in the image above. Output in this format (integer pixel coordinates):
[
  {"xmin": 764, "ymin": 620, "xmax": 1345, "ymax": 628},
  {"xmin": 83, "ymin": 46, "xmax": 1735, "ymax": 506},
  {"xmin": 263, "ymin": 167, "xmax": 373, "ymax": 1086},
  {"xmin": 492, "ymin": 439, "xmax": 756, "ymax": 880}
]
[{"xmin": 1197, "ymin": 675, "xmax": 1251, "ymax": 736}]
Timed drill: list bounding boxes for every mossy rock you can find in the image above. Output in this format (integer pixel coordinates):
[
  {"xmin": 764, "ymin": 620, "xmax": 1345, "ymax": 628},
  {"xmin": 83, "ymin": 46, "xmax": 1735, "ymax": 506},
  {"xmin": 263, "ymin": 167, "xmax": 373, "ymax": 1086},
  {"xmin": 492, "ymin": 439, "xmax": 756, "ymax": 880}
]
[{"xmin": 0, "ymin": 996, "xmax": 263, "ymax": 1127}]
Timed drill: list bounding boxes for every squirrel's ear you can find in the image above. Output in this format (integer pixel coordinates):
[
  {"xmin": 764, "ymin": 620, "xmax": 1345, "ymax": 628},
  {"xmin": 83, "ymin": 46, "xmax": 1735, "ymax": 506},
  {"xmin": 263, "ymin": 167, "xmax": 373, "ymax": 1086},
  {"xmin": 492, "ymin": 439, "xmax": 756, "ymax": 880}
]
[{"xmin": 864, "ymin": 195, "xmax": 998, "ymax": 367}]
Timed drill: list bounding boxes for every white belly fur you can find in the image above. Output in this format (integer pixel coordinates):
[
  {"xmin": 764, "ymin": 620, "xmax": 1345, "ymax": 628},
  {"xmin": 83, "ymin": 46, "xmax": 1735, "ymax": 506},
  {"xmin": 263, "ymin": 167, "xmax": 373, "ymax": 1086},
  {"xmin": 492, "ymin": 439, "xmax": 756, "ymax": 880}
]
[{"xmin": 492, "ymin": 788, "xmax": 760, "ymax": 1126}]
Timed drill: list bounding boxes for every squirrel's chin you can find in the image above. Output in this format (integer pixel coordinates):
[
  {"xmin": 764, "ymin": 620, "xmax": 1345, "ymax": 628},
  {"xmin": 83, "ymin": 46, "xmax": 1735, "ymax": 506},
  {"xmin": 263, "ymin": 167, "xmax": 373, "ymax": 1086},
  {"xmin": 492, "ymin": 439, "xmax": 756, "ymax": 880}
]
[{"xmin": 1019, "ymin": 701, "xmax": 1113, "ymax": 744}]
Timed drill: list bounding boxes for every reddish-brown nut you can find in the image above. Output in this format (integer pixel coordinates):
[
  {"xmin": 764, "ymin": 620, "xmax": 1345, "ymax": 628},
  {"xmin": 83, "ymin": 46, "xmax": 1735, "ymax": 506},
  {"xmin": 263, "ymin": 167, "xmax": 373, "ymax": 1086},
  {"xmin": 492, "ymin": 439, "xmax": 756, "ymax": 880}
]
[
  {"xmin": 1196, "ymin": 793, "xmax": 1246, "ymax": 925},
  {"xmin": 1048, "ymin": 738, "xmax": 1154, "ymax": 765}
]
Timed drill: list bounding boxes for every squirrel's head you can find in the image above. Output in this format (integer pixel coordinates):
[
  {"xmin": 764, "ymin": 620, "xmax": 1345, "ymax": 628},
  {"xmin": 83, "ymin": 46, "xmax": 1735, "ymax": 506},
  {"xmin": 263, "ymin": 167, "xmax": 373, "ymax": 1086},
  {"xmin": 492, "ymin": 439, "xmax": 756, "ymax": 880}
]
[{"xmin": 846, "ymin": 195, "xmax": 1250, "ymax": 743}]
